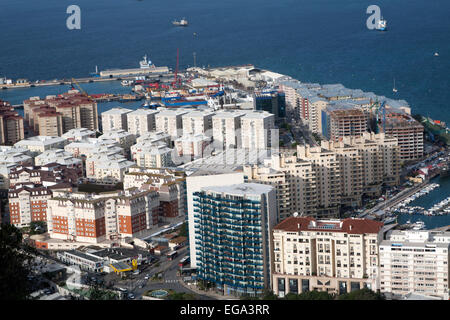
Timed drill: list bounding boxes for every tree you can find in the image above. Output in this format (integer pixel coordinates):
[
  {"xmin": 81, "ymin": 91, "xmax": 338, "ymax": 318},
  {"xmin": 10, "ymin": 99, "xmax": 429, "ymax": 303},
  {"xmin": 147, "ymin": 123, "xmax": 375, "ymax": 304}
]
[
  {"xmin": 178, "ymin": 222, "xmax": 188, "ymax": 238},
  {"xmin": 0, "ymin": 224, "xmax": 35, "ymax": 300},
  {"xmin": 87, "ymin": 284, "xmax": 118, "ymax": 300},
  {"xmin": 338, "ymin": 288, "xmax": 385, "ymax": 300},
  {"xmin": 284, "ymin": 291, "xmax": 334, "ymax": 300},
  {"xmin": 261, "ymin": 289, "xmax": 278, "ymax": 300}
]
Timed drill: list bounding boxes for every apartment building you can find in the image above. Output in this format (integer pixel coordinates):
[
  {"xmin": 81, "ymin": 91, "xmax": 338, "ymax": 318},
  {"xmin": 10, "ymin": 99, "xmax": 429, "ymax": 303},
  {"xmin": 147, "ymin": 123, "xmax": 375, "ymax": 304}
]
[
  {"xmin": 14, "ymin": 135, "xmax": 68, "ymax": 156},
  {"xmin": 383, "ymin": 112, "xmax": 424, "ymax": 161},
  {"xmin": 85, "ymin": 152, "xmax": 135, "ymax": 184},
  {"xmin": 35, "ymin": 111, "xmax": 64, "ymax": 136},
  {"xmin": 126, "ymin": 109, "xmax": 159, "ymax": 136},
  {"xmin": 182, "ymin": 110, "xmax": 215, "ymax": 136},
  {"xmin": 253, "ymin": 91, "xmax": 286, "ymax": 121},
  {"xmin": 175, "ymin": 133, "xmax": 211, "ymax": 159},
  {"xmin": 155, "ymin": 108, "xmax": 189, "ymax": 139},
  {"xmin": 0, "ymin": 101, "xmax": 25, "ymax": 145},
  {"xmin": 132, "ymin": 144, "xmax": 174, "ymax": 168},
  {"xmin": 244, "ymin": 133, "xmax": 400, "ymax": 220},
  {"xmin": 8, "ymin": 163, "xmax": 80, "ymax": 188},
  {"xmin": 61, "ymin": 128, "xmax": 96, "ymax": 142},
  {"xmin": 297, "ymin": 145, "xmax": 341, "ymax": 217},
  {"xmin": 322, "ymin": 108, "xmax": 368, "ymax": 141},
  {"xmin": 24, "ymin": 90, "xmax": 98, "ymax": 134},
  {"xmin": 9, "ymin": 182, "xmax": 72, "ymax": 228},
  {"xmin": 47, "ymin": 189, "xmax": 160, "ymax": 243},
  {"xmin": 64, "ymin": 138, "xmax": 124, "ymax": 159},
  {"xmin": 240, "ymin": 111, "xmax": 276, "ymax": 150},
  {"xmin": 212, "ymin": 110, "xmax": 246, "ymax": 150},
  {"xmin": 379, "ymin": 230, "xmax": 450, "ymax": 299},
  {"xmin": 101, "ymin": 107, "xmax": 133, "ymax": 132},
  {"xmin": 272, "ymin": 217, "xmax": 384, "ymax": 296},
  {"xmin": 186, "ymin": 171, "xmax": 245, "ymax": 268},
  {"xmin": 136, "ymin": 131, "xmax": 171, "ymax": 146},
  {"xmin": 34, "ymin": 149, "xmax": 83, "ymax": 172},
  {"xmin": 98, "ymin": 129, "xmax": 136, "ymax": 159},
  {"xmin": 192, "ymin": 183, "xmax": 277, "ymax": 296},
  {"xmin": 0, "ymin": 147, "xmax": 33, "ymax": 189},
  {"xmin": 124, "ymin": 166, "xmax": 186, "ymax": 219}
]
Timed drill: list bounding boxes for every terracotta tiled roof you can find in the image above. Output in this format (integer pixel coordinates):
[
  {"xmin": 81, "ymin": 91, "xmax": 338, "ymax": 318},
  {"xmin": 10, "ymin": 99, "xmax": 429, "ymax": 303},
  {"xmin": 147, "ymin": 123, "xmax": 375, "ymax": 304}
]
[{"xmin": 274, "ymin": 216, "xmax": 383, "ymax": 235}]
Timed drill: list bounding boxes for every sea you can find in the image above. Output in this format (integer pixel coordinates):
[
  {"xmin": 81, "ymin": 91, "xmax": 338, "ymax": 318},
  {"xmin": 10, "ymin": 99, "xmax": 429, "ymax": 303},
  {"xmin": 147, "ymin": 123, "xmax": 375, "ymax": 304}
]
[{"xmin": 0, "ymin": 0, "xmax": 449, "ymax": 228}]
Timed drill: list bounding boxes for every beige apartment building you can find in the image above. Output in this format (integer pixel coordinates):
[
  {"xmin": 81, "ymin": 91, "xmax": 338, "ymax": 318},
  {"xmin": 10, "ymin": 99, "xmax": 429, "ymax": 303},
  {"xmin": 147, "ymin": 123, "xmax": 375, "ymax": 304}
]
[
  {"xmin": 272, "ymin": 217, "xmax": 384, "ymax": 296},
  {"xmin": 244, "ymin": 133, "xmax": 400, "ymax": 220},
  {"xmin": 0, "ymin": 103, "xmax": 25, "ymax": 145},
  {"xmin": 324, "ymin": 108, "xmax": 368, "ymax": 141},
  {"xmin": 24, "ymin": 90, "xmax": 99, "ymax": 134},
  {"xmin": 36, "ymin": 111, "xmax": 64, "ymax": 136},
  {"xmin": 379, "ymin": 230, "xmax": 450, "ymax": 299},
  {"xmin": 383, "ymin": 112, "xmax": 424, "ymax": 161}
]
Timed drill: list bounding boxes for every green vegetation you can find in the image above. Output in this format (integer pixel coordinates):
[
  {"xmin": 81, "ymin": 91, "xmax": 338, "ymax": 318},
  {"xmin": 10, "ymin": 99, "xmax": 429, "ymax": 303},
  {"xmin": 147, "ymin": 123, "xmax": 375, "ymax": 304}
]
[
  {"xmin": 338, "ymin": 288, "xmax": 385, "ymax": 300},
  {"xmin": 177, "ymin": 222, "xmax": 188, "ymax": 238},
  {"xmin": 413, "ymin": 114, "xmax": 450, "ymax": 145},
  {"xmin": 167, "ymin": 290, "xmax": 196, "ymax": 300},
  {"xmin": 284, "ymin": 291, "xmax": 334, "ymax": 300},
  {"xmin": 87, "ymin": 284, "xmax": 118, "ymax": 300},
  {"xmin": 0, "ymin": 224, "xmax": 37, "ymax": 300},
  {"xmin": 78, "ymin": 182, "xmax": 123, "ymax": 193},
  {"xmin": 312, "ymin": 133, "xmax": 322, "ymax": 142}
]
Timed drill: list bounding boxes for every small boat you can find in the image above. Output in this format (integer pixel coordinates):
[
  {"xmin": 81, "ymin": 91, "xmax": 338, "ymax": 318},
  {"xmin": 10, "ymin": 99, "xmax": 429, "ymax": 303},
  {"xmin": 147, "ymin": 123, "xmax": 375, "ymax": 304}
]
[
  {"xmin": 173, "ymin": 18, "xmax": 188, "ymax": 26},
  {"xmin": 412, "ymin": 220, "xmax": 426, "ymax": 230},
  {"xmin": 434, "ymin": 52, "xmax": 439, "ymax": 57},
  {"xmin": 376, "ymin": 18, "xmax": 387, "ymax": 31},
  {"xmin": 393, "ymin": 78, "xmax": 398, "ymax": 93}
]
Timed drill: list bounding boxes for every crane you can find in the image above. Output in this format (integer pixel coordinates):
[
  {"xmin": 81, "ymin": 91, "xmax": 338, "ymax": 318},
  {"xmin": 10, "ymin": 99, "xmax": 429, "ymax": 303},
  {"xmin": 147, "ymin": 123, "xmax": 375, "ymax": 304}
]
[
  {"xmin": 172, "ymin": 48, "xmax": 181, "ymax": 88},
  {"xmin": 370, "ymin": 99, "xmax": 387, "ymax": 133},
  {"xmin": 70, "ymin": 78, "xmax": 93, "ymax": 100}
]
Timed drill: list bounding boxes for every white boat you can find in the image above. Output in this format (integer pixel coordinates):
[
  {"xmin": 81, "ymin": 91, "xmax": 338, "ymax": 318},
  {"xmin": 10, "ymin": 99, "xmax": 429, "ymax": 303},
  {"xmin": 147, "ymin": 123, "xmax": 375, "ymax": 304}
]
[
  {"xmin": 173, "ymin": 18, "xmax": 188, "ymax": 26},
  {"xmin": 412, "ymin": 220, "xmax": 426, "ymax": 230},
  {"xmin": 121, "ymin": 80, "xmax": 133, "ymax": 86},
  {"xmin": 140, "ymin": 55, "xmax": 152, "ymax": 69},
  {"xmin": 376, "ymin": 18, "xmax": 387, "ymax": 31},
  {"xmin": 393, "ymin": 78, "xmax": 398, "ymax": 93},
  {"xmin": 434, "ymin": 52, "xmax": 439, "ymax": 57}
]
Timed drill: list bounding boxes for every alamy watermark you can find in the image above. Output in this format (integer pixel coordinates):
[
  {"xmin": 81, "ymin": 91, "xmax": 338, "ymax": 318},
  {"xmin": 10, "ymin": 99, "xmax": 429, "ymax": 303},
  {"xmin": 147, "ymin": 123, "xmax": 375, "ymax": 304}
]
[
  {"xmin": 66, "ymin": 5, "xmax": 81, "ymax": 30},
  {"xmin": 366, "ymin": 5, "xmax": 382, "ymax": 30}
]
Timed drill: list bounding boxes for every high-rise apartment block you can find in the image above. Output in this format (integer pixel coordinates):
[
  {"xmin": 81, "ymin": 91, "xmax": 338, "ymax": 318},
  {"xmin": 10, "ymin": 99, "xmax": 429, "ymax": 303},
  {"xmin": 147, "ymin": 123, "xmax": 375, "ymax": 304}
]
[{"xmin": 272, "ymin": 217, "xmax": 384, "ymax": 296}]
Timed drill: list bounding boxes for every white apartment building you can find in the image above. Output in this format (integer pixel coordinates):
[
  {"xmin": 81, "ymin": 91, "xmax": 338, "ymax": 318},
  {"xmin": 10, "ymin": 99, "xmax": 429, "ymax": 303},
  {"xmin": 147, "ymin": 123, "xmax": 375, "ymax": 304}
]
[
  {"xmin": 47, "ymin": 189, "xmax": 160, "ymax": 243},
  {"xmin": 98, "ymin": 129, "xmax": 136, "ymax": 159},
  {"xmin": 127, "ymin": 109, "xmax": 159, "ymax": 136},
  {"xmin": 136, "ymin": 131, "xmax": 171, "ymax": 145},
  {"xmin": 272, "ymin": 217, "xmax": 384, "ymax": 296},
  {"xmin": 132, "ymin": 144, "xmax": 174, "ymax": 168},
  {"xmin": 0, "ymin": 147, "xmax": 33, "ymax": 189},
  {"xmin": 212, "ymin": 110, "xmax": 246, "ymax": 150},
  {"xmin": 101, "ymin": 107, "xmax": 133, "ymax": 132},
  {"xmin": 85, "ymin": 153, "xmax": 135, "ymax": 184},
  {"xmin": 61, "ymin": 128, "xmax": 96, "ymax": 142},
  {"xmin": 155, "ymin": 108, "xmax": 189, "ymax": 139},
  {"xmin": 175, "ymin": 133, "xmax": 211, "ymax": 159},
  {"xmin": 34, "ymin": 149, "xmax": 83, "ymax": 168},
  {"xmin": 14, "ymin": 136, "xmax": 68, "ymax": 156},
  {"xmin": 240, "ymin": 111, "xmax": 276, "ymax": 150},
  {"xmin": 186, "ymin": 171, "xmax": 245, "ymax": 267},
  {"xmin": 181, "ymin": 110, "xmax": 215, "ymax": 136},
  {"xmin": 379, "ymin": 230, "xmax": 450, "ymax": 299},
  {"xmin": 64, "ymin": 138, "xmax": 124, "ymax": 159}
]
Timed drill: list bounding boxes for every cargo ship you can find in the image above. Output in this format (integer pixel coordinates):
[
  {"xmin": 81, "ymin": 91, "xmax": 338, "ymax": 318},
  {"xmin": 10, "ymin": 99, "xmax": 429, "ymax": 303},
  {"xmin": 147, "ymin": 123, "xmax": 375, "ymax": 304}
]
[{"xmin": 173, "ymin": 18, "xmax": 188, "ymax": 26}]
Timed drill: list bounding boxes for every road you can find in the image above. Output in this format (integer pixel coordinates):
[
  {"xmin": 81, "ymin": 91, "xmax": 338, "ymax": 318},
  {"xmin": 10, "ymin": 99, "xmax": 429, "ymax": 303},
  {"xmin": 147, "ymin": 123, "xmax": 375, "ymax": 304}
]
[{"xmin": 113, "ymin": 246, "xmax": 215, "ymax": 300}]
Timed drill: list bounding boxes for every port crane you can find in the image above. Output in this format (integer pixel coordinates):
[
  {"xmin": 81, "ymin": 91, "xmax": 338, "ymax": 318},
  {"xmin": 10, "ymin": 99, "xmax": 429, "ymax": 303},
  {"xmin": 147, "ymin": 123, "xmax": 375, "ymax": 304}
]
[
  {"xmin": 70, "ymin": 78, "xmax": 93, "ymax": 100},
  {"xmin": 369, "ymin": 100, "xmax": 387, "ymax": 133},
  {"xmin": 172, "ymin": 48, "xmax": 181, "ymax": 88}
]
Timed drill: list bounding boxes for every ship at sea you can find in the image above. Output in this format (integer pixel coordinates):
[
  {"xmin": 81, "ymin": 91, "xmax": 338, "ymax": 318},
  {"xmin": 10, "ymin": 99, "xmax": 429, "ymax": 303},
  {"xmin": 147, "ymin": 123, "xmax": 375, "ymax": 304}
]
[
  {"xmin": 173, "ymin": 18, "xmax": 188, "ymax": 26},
  {"xmin": 376, "ymin": 18, "xmax": 387, "ymax": 31}
]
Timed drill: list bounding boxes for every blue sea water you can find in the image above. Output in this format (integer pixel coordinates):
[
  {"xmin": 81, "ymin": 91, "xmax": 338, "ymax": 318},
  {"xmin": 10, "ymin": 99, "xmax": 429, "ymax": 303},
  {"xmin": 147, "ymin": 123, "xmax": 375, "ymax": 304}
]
[{"xmin": 0, "ymin": 0, "xmax": 449, "ymax": 227}]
